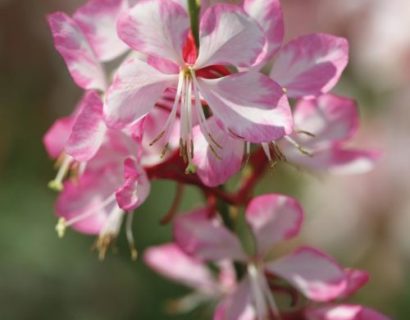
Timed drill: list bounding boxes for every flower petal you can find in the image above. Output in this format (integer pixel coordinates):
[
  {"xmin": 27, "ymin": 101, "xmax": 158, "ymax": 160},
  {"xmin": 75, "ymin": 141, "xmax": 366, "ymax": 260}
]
[
  {"xmin": 293, "ymin": 95, "xmax": 360, "ymax": 148},
  {"xmin": 73, "ymin": 0, "xmax": 129, "ymax": 61},
  {"xmin": 117, "ymin": 0, "xmax": 189, "ymax": 65},
  {"xmin": 174, "ymin": 207, "xmax": 247, "ymax": 261},
  {"xmin": 196, "ymin": 72, "xmax": 292, "ymax": 143},
  {"xmin": 341, "ymin": 269, "xmax": 369, "ymax": 298},
  {"xmin": 66, "ymin": 91, "xmax": 107, "ymax": 162},
  {"xmin": 104, "ymin": 57, "xmax": 178, "ymax": 128},
  {"xmin": 144, "ymin": 243, "xmax": 217, "ymax": 293},
  {"xmin": 243, "ymin": 0, "xmax": 284, "ymax": 65},
  {"xmin": 270, "ymin": 34, "xmax": 348, "ymax": 98},
  {"xmin": 306, "ymin": 304, "xmax": 391, "ymax": 320},
  {"xmin": 193, "ymin": 117, "xmax": 244, "ymax": 187},
  {"xmin": 214, "ymin": 278, "xmax": 254, "ymax": 320},
  {"xmin": 266, "ymin": 247, "xmax": 347, "ymax": 302},
  {"xmin": 195, "ymin": 4, "xmax": 265, "ymax": 68},
  {"xmin": 115, "ymin": 157, "xmax": 150, "ymax": 211},
  {"xmin": 245, "ymin": 194, "xmax": 304, "ymax": 257},
  {"xmin": 47, "ymin": 12, "xmax": 106, "ymax": 90},
  {"xmin": 43, "ymin": 116, "xmax": 74, "ymax": 159}
]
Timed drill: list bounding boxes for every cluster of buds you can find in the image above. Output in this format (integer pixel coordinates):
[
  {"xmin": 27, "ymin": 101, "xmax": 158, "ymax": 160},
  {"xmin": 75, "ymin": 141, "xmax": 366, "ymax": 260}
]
[{"xmin": 45, "ymin": 0, "xmax": 387, "ymax": 319}]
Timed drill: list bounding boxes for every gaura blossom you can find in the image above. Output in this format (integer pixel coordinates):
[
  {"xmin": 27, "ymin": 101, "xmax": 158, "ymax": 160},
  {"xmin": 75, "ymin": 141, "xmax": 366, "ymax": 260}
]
[
  {"xmin": 306, "ymin": 304, "xmax": 391, "ymax": 320},
  {"xmin": 173, "ymin": 194, "xmax": 348, "ymax": 319},
  {"xmin": 104, "ymin": 0, "xmax": 293, "ymax": 170}
]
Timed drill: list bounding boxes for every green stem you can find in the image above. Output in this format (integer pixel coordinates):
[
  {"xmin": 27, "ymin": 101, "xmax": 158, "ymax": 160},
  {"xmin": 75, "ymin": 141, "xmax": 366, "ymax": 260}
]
[{"xmin": 187, "ymin": 0, "xmax": 200, "ymax": 47}]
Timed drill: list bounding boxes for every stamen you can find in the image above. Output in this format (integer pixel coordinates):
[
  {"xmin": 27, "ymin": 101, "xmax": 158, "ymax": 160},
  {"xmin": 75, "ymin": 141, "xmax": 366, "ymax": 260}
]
[
  {"xmin": 48, "ymin": 155, "xmax": 73, "ymax": 191},
  {"xmin": 296, "ymin": 130, "xmax": 316, "ymax": 138},
  {"xmin": 125, "ymin": 213, "xmax": 138, "ymax": 261},
  {"xmin": 284, "ymin": 136, "xmax": 313, "ymax": 157}
]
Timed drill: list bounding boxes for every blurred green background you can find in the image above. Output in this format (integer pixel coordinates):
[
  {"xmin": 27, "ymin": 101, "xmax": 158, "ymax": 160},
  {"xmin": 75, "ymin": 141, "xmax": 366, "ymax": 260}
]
[{"xmin": 0, "ymin": 0, "xmax": 409, "ymax": 319}]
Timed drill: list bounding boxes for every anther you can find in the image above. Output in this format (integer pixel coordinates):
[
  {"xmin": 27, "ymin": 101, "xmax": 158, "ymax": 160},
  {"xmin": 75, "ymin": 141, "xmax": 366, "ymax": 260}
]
[{"xmin": 55, "ymin": 217, "xmax": 67, "ymax": 238}]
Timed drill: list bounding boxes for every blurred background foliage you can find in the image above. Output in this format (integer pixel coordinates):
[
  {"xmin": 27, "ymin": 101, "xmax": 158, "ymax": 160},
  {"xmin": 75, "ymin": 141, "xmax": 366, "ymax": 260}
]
[{"xmin": 0, "ymin": 0, "xmax": 409, "ymax": 319}]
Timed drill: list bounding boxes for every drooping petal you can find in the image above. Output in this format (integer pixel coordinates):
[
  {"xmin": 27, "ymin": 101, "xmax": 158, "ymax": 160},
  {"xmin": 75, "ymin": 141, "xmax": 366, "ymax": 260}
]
[
  {"xmin": 73, "ymin": 0, "xmax": 129, "ymax": 61},
  {"xmin": 245, "ymin": 194, "xmax": 304, "ymax": 257},
  {"xmin": 195, "ymin": 4, "xmax": 266, "ymax": 68},
  {"xmin": 56, "ymin": 168, "xmax": 121, "ymax": 234},
  {"xmin": 117, "ymin": 0, "xmax": 189, "ymax": 65},
  {"xmin": 144, "ymin": 243, "xmax": 217, "ymax": 294},
  {"xmin": 283, "ymin": 146, "xmax": 379, "ymax": 175},
  {"xmin": 192, "ymin": 117, "xmax": 244, "ymax": 187},
  {"xmin": 266, "ymin": 247, "xmax": 347, "ymax": 302},
  {"xmin": 66, "ymin": 91, "xmax": 107, "ymax": 162},
  {"xmin": 305, "ymin": 304, "xmax": 391, "ymax": 320},
  {"xmin": 243, "ymin": 0, "xmax": 284, "ymax": 65},
  {"xmin": 115, "ymin": 157, "xmax": 150, "ymax": 211},
  {"xmin": 47, "ymin": 12, "xmax": 106, "ymax": 90},
  {"xmin": 174, "ymin": 207, "xmax": 247, "ymax": 261},
  {"xmin": 104, "ymin": 57, "xmax": 178, "ymax": 128},
  {"xmin": 270, "ymin": 34, "xmax": 349, "ymax": 98},
  {"xmin": 341, "ymin": 269, "xmax": 369, "ymax": 298},
  {"xmin": 293, "ymin": 95, "xmax": 360, "ymax": 148},
  {"xmin": 214, "ymin": 278, "xmax": 254, "ymax": 320},
  {"xmin": 196, "ymin": 72, "xmax": 293, "ymax": 143},
  {"xmin": 43, "ymin": 116, "xmax": 75, "ymax": 159}
]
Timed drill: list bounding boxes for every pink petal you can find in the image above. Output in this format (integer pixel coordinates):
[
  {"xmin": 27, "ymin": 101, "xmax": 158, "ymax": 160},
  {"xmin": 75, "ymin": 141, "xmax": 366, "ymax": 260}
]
[
  {"xmin": 47, "ymin": 12, "xmax": 106, "ymax": 90},
  {"xmin": 293, "ymin": 95, "xmax": 360, "ymax": 147},
  {"xmin": 144, "ymin": 243, "xmax": 217, "ymax": 293},
  {"xmin": 173, "ymin": 207, "xmax": 247, "ymax": 261},
  {"xmin": 245, "ymin": 194, "xmax": 304, "ymax": 257},
  {"xmin": 266, "ymin": 247, "xmax": 347, "ymax": 302},
  {"xmin": 193, "ymin": 117, "xmax": 244, "ymax": 187},
  {"xmin": 117, "ymin": 0, "xmax": 189, "ymax": 65},
  {"xmin": 195, "ymin": 4, "xmax": 266, "ymax": 68},
  {"xmin": 43, "ymin": 116, "xmax": 74, "ymax": 159},
  {"xmin": 270, "ymin": 34, "xmax": 349, "ymax": 98},
  {"xmin": 66, "ymin": 91, "xmax": 107, "ymax": 162},
  {"xmin": 56, "ymin": 169, "xmax": 121, "ymax": 234},
  {"xmin": 306, "ymin": 304, "xmax": 391, "ymax": 320},
  {"xmin": 243, "ymin": 0, "xmax": 284, "ymax": 65},
  {"xmin": 214, "ymin": 278, "xmax": 254, "ymax": 320},
  {"xmin": 104, "ymin": 57, "xmax": 178, "ymax": 128},
  {"xmin": 73, "ymin": 0, "xmax": 129, "ymax": 62},
  {"xmin": 115, "ymin": 157, "xmax": 150, "ymax": 212},
  {"xmin": 341, "ymin": 269, "xmax": 369, "ymax": 298},
  {"xmin": 196, "ymin": 72, "xmax": 293, "ymax": 143}
]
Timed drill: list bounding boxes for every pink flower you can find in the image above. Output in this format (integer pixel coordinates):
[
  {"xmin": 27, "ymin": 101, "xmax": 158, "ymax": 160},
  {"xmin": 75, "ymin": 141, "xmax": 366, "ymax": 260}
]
[
  {"xmin": 54, "ymin": 125, "xmax": 150, "ymax": 259},
  {"xmin": 104, "ymin": 0, "xmax": 292, "ymax": 169},
  {"xmin": 174, "ymin": 194, "xmax": 348, "ymax": 319},
  {"xmin": 275, "ymin": 94, "xmax": 380, "ymax": 174},
  {"xmin": 306, "ymin": 304, "xmax": 390, "ymax": 320}
]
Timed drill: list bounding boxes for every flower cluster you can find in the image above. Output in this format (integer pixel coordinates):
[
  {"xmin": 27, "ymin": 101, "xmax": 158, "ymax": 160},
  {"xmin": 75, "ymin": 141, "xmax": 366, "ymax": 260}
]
[{"xmin": 44, "ymin": 0, "xmax": 387, "ymax": 319}]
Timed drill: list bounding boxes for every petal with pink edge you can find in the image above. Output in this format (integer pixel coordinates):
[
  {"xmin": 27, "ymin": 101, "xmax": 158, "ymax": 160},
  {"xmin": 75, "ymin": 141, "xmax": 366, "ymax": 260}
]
[
  {"xmin": 305, "ymin": 304, "xmax": 390, "ymax": 320},
  {"xmin": 117, "ymin": 0, "xmax": 189, "ymax": 65},
  {"xmin": 196, "ymin": 72, "xmax": 293, "ymax": 143},
  {"xmin": 56, "ymin": 169, "xmax": 121, "ymax": 234},
  {"xmin": 341, "ymin": 269, "xmax": 369, "ymax": 298},
  {"xmin": 174, "ymin": 207, "xmax": 247, "ymax": 261},
  {"xmin": 214, "ymin": 278, "xmax": 254, "ymax": 320},
  {"xmin": 293, "ymin": 95, "xmax": 359, "ymax": 148},
  {"xmin": 270, "ymin": 34, "xmax": 348, "ymax": 98},
  {"xmin": 144, "ymin": 243, "xmax": 217, "ymax": 294},
  {"xmin": 243, "ymin": 0, "xmax": 284, "ymax": 65},
  {"xmin": 104, "ymin": 58, "xmax": 178, "ymax": 128},
  {"xmin": 115, "ymin": 157, "xmax": 150, "ymax": 212},
  {"xmin": 73, "ymin": 0, "xmax": 129, "ymax": 62},
  {"xmin": 43, "ymin": 116, "xmax": 75, "ymax": 159},
  {"xmin": 245, "ymin": 194, "xmax": 304, "ymax": 257},
  {"xmin": 193, "ymin": 117, "xmax": 244, "ymax": 187},
  {"xmin": 66, "ymin": 91, "xmax": 107, "ymax": 162},
  {"xmin": 195, "ymin": 4, "xmax": 266, "ymax": 68},
  {"xmin": 266, "ymin": 247, "xmax": 347, "ymax": 302},
  {"xmin": 47, "ymin": 12, "xmax": 106, "ymax": 90}
]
